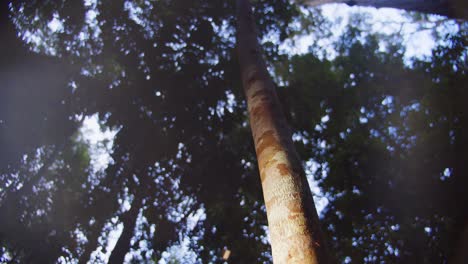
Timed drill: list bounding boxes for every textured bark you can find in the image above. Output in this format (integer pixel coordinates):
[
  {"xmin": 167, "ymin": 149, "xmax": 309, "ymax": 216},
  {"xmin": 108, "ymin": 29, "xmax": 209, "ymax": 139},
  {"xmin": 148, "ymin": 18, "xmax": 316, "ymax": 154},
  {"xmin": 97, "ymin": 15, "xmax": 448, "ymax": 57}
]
[
  {"xmin": 236, "ymin": 0, "xmax": 329, "ymax": 263},
  {"xmin": 297, "ymin": 0, "xmax": 467, "ymax": 19},
  {"xmin": 108, "ymin": 196, "xmax": 143, "ymax": 264}
]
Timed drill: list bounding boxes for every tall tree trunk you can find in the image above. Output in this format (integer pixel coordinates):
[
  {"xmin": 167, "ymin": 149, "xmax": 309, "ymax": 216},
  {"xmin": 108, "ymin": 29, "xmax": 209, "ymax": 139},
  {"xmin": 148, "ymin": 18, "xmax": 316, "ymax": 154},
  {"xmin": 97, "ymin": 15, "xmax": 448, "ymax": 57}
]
[
  {"xmin": 236, "ymin": 0, "xmax": 329, "ymax": 263},
  {"xmin": 297, "ymin": 0, "xmax": 467, "ymax": 20},
  {"xmin": 108, "ymin": 195, "xmax": 143, "ymax": 264}
]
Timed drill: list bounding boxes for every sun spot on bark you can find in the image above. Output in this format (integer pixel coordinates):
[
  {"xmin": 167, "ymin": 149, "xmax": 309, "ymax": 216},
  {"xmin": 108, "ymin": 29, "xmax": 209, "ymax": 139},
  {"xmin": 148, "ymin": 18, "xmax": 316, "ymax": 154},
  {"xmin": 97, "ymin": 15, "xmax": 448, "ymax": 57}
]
[{"xmin": 277, "ymin": 163, "xmax": 290, "ymax": 176}]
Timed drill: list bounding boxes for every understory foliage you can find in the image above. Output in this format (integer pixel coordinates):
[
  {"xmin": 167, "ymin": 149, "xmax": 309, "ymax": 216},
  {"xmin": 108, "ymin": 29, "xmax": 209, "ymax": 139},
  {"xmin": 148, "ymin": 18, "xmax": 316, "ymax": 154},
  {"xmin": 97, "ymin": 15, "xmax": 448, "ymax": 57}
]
[{"xmin": 0, "ymin": 0, "xmax": 467, "ymax": 263}]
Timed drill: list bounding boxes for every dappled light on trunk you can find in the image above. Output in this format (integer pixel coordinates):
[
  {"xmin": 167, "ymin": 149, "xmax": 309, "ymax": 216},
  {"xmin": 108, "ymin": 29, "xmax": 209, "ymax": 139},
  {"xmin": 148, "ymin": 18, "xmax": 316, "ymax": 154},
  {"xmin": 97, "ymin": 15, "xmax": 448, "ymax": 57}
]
[{"xmin": 236, "ymin": 0, "xmax": 329, "ymax": 262}]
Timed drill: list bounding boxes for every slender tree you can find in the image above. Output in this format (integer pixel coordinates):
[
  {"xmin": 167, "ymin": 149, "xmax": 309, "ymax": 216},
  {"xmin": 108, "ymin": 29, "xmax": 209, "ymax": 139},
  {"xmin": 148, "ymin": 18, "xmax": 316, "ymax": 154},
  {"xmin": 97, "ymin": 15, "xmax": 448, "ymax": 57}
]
[
  {"xmin": 236, "ymin": 0, "xmax": 329, "ymax": 262},
  {"xmin": 108, "ymin": 194, "xmax": 143, "ymax": 264}
]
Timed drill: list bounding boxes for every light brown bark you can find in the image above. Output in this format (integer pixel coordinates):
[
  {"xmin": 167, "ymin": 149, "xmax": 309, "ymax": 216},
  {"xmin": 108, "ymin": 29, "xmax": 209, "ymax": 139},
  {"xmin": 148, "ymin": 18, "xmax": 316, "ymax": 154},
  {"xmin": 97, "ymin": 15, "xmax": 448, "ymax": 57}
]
[{"xmin": 236, "ymin": 0, "xmax": 329, "ymax": 263}]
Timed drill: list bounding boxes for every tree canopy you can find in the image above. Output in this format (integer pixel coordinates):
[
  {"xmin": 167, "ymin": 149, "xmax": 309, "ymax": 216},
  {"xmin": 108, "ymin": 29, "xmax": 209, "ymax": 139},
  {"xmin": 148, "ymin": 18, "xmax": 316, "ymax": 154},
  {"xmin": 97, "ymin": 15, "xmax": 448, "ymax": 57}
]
[{"xmin": 0, "ymin": 0, "xmax": 467, "ymax": 263}]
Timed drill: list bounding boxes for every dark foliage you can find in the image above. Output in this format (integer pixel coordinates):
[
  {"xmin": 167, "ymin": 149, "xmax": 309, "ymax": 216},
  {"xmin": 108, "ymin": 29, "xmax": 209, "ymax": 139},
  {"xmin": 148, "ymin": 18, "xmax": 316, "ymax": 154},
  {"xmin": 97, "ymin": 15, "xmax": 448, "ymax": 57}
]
[{"xmin": 0, "ymin": 0, "xmax": 467, "ymax": 263}]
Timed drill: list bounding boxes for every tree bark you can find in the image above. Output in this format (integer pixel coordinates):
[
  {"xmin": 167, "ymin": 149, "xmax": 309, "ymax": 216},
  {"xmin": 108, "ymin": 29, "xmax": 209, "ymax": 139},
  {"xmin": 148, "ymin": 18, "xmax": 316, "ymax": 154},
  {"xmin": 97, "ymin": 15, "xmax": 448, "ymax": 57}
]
[
  {"xmin": 236, "ymin": 0, "xmax": 329, "ymax": 263},
  {"xmin": 297, "ymin": 0, "xmax": 468, "ymax": 20},
  {"xmin": 107, "ymin": 195, "xmax": 143, "ymax": 264}
]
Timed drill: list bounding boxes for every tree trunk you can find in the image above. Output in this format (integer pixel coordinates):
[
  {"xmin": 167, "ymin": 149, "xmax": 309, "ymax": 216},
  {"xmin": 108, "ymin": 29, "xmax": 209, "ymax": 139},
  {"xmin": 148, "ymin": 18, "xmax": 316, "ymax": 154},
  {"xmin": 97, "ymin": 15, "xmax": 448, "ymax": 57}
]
[
  {"xmin": 108, "ymin": 195, "xmax": 143, "ymax": 264},
  {"xmin": 297, "ymin": 0, "xmax": 468, "ymax": 20},
  {"xmin": 236, "ymin": 0, "xmax": 329, "ymax": 263}
]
